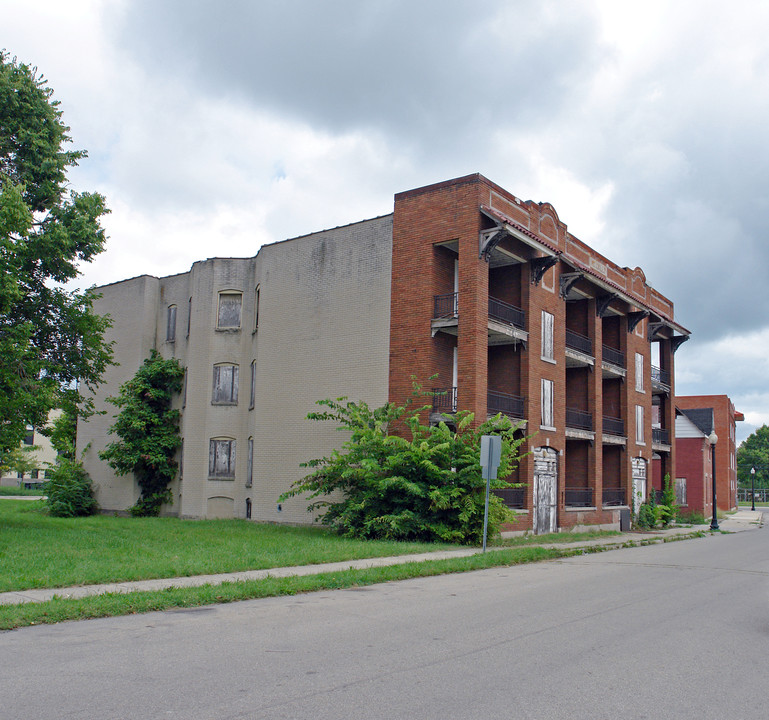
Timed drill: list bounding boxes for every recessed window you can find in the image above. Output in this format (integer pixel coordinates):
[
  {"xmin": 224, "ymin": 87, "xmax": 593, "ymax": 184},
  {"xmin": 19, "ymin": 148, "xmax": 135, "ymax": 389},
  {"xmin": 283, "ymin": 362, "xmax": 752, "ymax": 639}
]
[
  {"xmin": 675, "ymin": 477, "xmax": 687, "ymax": 506},
  {"xmin": 246, "ymin": 436, "xmax": 254, "ymax": 488},
  {"xmin": 23, "ymin": 426, "xmax": 34, "ymax": 446},
  {"xmin": 254, "ymin": 285, "xmax": 260, "ymax": 331},
  {"xmin": 166, "ymin": 305, "xmax": 177, "ymax": 342},
  {"xmin": 635, "ymin": 352, "xmax": 644, "ymax": 392},
  {"xmin": 209, "ymin": 438, "xmax": 236, "ymax": 479},
  {"xmin": 635, "ymin": 405, "xmax": 645, "ymax": 444},
  {"xmin": 212, "ymin": 364, "xmax": 239, "ymax": 405},
  {"xmin": 541, "ymin": 379, "xmax": 554, "ymax": 429},
  {"xmin": 249, "ymin": 359, "xmax": 256, "ymax": 409},
  {"xmin": 217, "ymin": 292, "xmax": 242, "ymax": 329},
  {"xmin": 541, "ymin": 311, "xmax": 554, "ymax": 361},
  {"xmin": 187, "ymin": 297, "xmax": 192, "ymax": 337}
]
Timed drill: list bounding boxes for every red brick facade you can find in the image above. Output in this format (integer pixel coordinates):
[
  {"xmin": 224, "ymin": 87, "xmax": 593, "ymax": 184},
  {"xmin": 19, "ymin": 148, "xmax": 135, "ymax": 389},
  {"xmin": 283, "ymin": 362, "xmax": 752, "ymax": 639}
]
[
  {"xmin": 389, "ymin": 174, "xmax": 688, "ymax": 532},
  {"xmin": 676, "ymin": 394, "xmax": 742, "ymax": 512}
]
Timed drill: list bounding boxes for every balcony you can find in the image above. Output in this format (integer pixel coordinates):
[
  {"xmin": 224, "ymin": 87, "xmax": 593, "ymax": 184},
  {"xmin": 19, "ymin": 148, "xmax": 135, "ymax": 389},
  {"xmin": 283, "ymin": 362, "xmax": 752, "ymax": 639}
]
[
  {"xmin": 565, "ymin": 329, "xmax": 594, "ymax": 367},
  {"xmin": 652, "ymin": 427, "xmax": 671, "ymax": 448},
  {"xmin": 488, "ymin": 297, "xmax": 525, "ymax": 329},
  {"xmin": 566, "ymin": 408, "xmax": 593, "ymax": 431},
  {"xmin": 602, "ymin": 415, "xmax": 626, "ymax": 445},
  {"xmin": 565, "ymin": 487, "xmax": 594, "ymax": 508},
  {"xmin": 651, "ymin": 365, "xmax": 671, "ymax": 394},
  {"xmin": 432, "ymin": 386, "xmax": 457, "ymax": 415},
  {"xmin": 566, "ymin": 407, "xmax": 595, "ymax": 440},
  {"xmin": 492, "ymin": 487, "xmax": 525, "ymax": 509},
  {"xmin": 487, "ymin": 295, "xmax": 527, "ymax": 346},
  {"xmin": 488, "ymin": 390, "xmax": 525, "ymax": 419},
  {"xmin": 602, "ymin": 488, "xmax": 626, "ymax": 506},
  {"xmin": 601, "ymin": 344, "xmax": 627, "ymax": 379},
  {"xmin": 431, "ymin": 292, "xmax": 528, "ymax": 346}
]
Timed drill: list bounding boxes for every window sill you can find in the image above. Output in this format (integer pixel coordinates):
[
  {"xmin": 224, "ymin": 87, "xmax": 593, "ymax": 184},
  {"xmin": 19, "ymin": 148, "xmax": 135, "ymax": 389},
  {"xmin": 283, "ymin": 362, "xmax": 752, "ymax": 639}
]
[
  {"xmin": 215, "ymin": 327, "xmax": 241, "ymax": 333},
  {"xmin": 208, "ymin": 477, "xmax": 235, "ymax": 481},
  {"xmin": 540, "ymin": 425, "xmax": 556, "ymax": 432},
  {"xmin": 540, "ymin": 356, "xmax": 557, "ymax": 365}
]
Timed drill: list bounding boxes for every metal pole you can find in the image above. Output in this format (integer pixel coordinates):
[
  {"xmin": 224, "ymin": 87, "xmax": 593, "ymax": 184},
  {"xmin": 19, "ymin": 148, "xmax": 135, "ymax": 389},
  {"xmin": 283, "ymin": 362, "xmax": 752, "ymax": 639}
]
[
  {"xmin": 710, "ymin": 438, "xmax": 719, "ymax": 531},
  {"xmin": 751, "ymin": 467, "xmax": 756, "ymax": 512}
]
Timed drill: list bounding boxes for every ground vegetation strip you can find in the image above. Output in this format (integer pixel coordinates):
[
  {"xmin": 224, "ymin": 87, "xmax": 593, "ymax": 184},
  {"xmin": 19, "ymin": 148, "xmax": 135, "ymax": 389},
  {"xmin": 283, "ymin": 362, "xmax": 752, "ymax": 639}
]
[
  {"xmin": 0, "ymin": 501, "xmax": 453, "ymax": 592},
  {"xmin": 0, "ymin": 546, "xmax": 565, "ymax": 631}
]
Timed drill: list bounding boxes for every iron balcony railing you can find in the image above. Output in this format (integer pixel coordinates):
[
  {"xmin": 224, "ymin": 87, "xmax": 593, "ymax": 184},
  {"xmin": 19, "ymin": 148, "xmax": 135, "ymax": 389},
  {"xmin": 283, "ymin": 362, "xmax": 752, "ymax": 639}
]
[
  {"xmin": 488, "ymin": 296, "xmax": 525, "ymax": 329},
  {"xmin": 432, "ymin": 386, "xmax": 458, "ymax": 414},
  {"xmin": 488, "ymin": 390, "xmax": 525, "ymax": 418},
  {"xmin": 564, "ymin": 487, "xmax": 594, "ymax": 508},
  {"xmin": 651, "ymin": 365, "xmax": 671, "ymax": 387},
  {"xmin": 492, "ymin": 487, "xmax": 525, "ymax": 509},
  {"xmin": 652, "ymin": 427, "xmax": 670, "ymax": 445},
  {"xmin": 566, "ymin": 407, "xmax": 593, "ymax": 431},
  {"xmin": 602, "ymin": 488, "xmax": 626, "ymax": 506},
  {"xmin": 433, "ymin": 292, "xmax": 458, "ymax": 319},
  {"xmin": 602, "ymin": 344, "xmax": 625, "ymax": 369},
  {"xmin": 602, "ymin": 415, "xmax": 625, "ymax": 436},
  {"xmin": 565, "ymin": 328, "xmax": 593, "ymax": 356}
]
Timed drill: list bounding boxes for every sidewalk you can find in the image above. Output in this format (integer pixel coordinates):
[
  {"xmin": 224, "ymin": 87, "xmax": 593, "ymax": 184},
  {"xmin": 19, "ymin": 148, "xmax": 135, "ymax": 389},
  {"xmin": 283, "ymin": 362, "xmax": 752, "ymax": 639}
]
[{"xmin": 0, "ymin": 509, "xmax": 762, "ymax": 607}]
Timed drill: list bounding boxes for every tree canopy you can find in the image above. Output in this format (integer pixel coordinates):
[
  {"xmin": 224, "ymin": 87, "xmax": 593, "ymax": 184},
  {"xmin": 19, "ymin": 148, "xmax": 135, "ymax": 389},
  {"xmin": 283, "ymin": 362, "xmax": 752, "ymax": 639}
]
[
  {"xmin": 736, "ymin": 425, "xmax": 769, "ymax": 488},
  {"xmin": 0, "ymin": 51, "xmax": 112, "ymax": 453}
]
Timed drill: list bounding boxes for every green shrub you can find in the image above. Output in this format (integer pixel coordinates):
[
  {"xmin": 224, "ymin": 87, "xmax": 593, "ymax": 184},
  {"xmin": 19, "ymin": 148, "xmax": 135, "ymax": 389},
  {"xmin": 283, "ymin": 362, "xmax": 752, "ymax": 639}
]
[
  {"xmin": 677, "ymin": 510, "xmax": 706, "ymax": 525},
  {"xmin": 636, "ymin": 500, "xmax": 657, "ymax": 529},
  {"xmin": 660, "ymin": 473, "xmax": 677, "ymax": 526},
  {"xmin": 44, "ymin": 457, "xmax": 98, "ymax": 517},
  {"xmin": 100, "ymin": 350, "xmax": 184, "ymax": 517},
  {"xmin": 280, "ymin": 388, "xmax": 525, "ymax": 544}
]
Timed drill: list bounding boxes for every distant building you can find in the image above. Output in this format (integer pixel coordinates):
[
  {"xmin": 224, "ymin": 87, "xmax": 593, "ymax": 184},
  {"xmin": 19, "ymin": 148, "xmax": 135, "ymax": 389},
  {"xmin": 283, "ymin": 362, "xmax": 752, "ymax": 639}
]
[
  {"xmin": 78, "ymin": 174, "xmax": 690, "ymax": 532},
  {"xmin": 0, "ymin": 413, "xmax": 59, "ymax": 488},
  {"xmin": 675, "ymin": 395, "xmax": 743, "ymax": 513}
]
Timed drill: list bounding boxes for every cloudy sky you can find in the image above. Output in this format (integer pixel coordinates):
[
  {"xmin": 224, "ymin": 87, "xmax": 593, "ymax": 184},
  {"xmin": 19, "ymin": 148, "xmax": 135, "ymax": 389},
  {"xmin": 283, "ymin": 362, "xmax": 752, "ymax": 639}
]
[{"xmin": 5, "ymin": 0, "xmax": 769, "ymax": 444}]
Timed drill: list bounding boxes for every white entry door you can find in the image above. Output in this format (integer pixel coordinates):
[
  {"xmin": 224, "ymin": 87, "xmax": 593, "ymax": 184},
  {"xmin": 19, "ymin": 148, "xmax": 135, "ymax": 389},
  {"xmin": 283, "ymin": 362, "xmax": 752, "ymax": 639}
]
[
  {"xmin": 632, "ymin": 457, "xmax": 647, "ymax": 515},
  {"xmin": 533, "ymin": 447, "xmax": 558, "ymax": 534}
]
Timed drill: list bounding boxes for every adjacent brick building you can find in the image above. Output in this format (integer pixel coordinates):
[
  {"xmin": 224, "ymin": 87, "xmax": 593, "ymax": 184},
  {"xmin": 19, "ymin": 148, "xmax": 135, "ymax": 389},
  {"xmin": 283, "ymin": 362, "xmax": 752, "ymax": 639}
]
[
  {"xmin": 675, "ymin": 395, "xmax": 743, "ymax": 514},
  {"xmin": 78, "ymin": 174, "xmax": 690, "ymax": 532}
]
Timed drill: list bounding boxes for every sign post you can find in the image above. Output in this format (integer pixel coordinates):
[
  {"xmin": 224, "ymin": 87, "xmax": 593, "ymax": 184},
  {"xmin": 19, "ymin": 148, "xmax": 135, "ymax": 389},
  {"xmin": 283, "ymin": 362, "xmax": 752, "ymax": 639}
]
[{"xmin": 480, "ymin": 435, "xmax": 502, "ymax": 552}]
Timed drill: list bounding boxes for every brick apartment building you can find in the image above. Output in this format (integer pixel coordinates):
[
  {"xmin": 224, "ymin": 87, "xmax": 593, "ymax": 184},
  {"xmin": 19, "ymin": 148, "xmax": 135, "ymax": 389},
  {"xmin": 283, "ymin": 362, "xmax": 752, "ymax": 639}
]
[
  {"xmin": 675, "ymin": 395, "xmax": 743, "ymax": 514},
  {"xmin": 78, "ymin": 174, "xmax": 690, "ymax": 532}
]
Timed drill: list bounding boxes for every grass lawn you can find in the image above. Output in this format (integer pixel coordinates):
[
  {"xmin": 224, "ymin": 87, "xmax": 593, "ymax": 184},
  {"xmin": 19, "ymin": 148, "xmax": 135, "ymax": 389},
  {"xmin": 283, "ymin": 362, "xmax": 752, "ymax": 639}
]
[
  {"xmin": 0, "ymin": 500, "xmax": 456, "ymax": 592},
  {"xmin": 0, "ymin": 486, "xmax": 45, "ymax": 496}
]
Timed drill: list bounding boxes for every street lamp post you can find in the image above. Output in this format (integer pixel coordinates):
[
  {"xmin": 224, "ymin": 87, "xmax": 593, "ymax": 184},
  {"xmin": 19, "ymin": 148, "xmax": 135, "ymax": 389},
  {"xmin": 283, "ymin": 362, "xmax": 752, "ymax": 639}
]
[
  {"xmin": 708, "ymin": 431, "xmax": 719, "ymax": 531},
  {"xmin": 751, "ymin": 467, "xmax": 756, "ymax": 512}
]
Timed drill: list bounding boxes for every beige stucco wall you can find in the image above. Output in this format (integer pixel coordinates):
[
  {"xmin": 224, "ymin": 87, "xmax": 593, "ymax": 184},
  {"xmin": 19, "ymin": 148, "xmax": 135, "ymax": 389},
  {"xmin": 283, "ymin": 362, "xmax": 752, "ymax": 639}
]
[{"xmin": 78, "ymin": 215, "xmax": 393, "ymax": 521}]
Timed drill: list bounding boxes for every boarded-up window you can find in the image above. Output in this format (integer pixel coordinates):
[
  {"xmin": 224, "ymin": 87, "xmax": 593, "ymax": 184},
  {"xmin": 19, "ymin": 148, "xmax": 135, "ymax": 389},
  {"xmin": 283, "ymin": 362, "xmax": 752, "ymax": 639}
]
[
  {"xmin": 246, "ymin": 436, "xmax": 253, "ymax": 488},
  {"xmin": 635, "ymin": 352, "xmax": 644, "ymax": 392},
  {"xmin": 217, "ymin": 292, "xmax": 242, "ymax": 329},
  {"xmin": 675, "ymin": 477, "xmax": 687, "ymax": 506},
  {"xmin": 249, "ymin": 360, "xmax": 256, "ymax": 409},
  {"xmin": 166, "ymin": 305, "xmax": 177, "ymax": 342},
  {"xmin": 212, "ymin": 364, "xmax": 239, "ymax": 404},
  {"xmin": 541, "ymin": 311, "xmax": 554, "ymax": 361},
  {"xmin": 635, "ymin": 405, "xmax": 644, "ymax": 443},
  {"xmin": 541, "ymin": 379, "xmax": 554, "ymax": 428},
  {"xmin": 209, "ymin": 439, "xmax": 236, "ymax": 478}
]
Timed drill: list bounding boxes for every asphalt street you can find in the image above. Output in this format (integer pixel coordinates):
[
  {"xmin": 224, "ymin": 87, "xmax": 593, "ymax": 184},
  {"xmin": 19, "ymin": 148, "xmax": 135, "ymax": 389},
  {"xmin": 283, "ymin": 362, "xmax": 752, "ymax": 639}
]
[{"xmin": 2, "ymin": 525, "xmax": 768, "ymax": 719}]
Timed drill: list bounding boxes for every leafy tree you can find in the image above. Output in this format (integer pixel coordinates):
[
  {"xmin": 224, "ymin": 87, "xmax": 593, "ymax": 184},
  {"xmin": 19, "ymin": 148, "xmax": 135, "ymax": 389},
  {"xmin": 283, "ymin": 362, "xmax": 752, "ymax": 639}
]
[
  {"xmin": 0, "ymin": 443, "xmax": 40, "ymax": 478},
  {"xmin": 100, "ymin": 351, "xmax": 185, "ymax": 517},
  {"xmin": 281, "ymin": 391, "xmax": 524, "ymax": 544},
  {"xmin": 737, "ymin": 425, "xmax": 769, "ymax": 489},
  {"xmin": 0, "ymin": 51, "xmax": 113, "ymax": 454}
]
